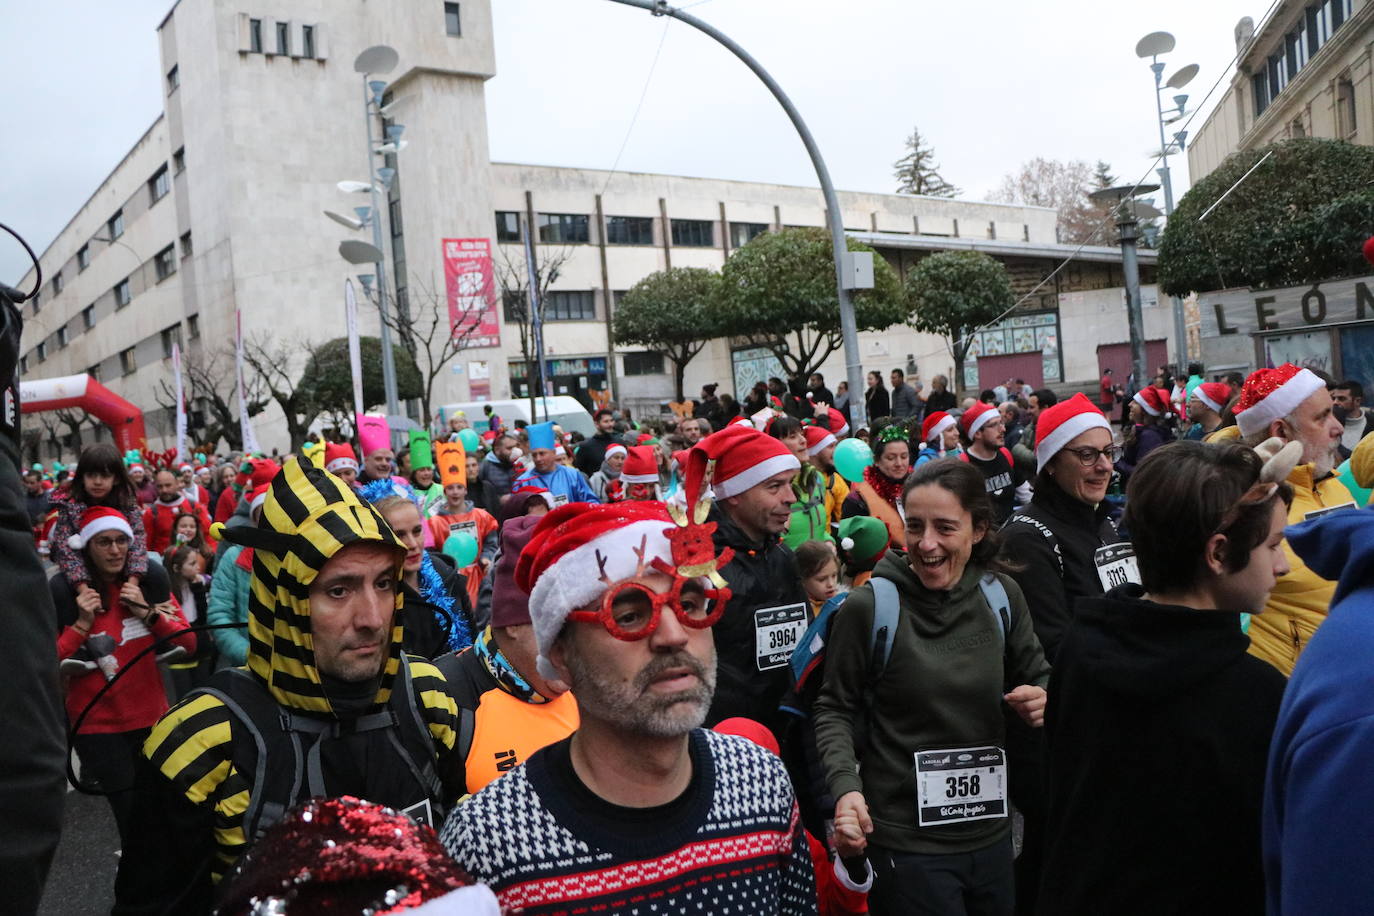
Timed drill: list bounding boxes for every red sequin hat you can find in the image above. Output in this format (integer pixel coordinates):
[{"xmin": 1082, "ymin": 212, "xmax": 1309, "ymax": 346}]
[{"xmin": 1236, "ymin": 364, "xmax": 1324, "ymax": 438}]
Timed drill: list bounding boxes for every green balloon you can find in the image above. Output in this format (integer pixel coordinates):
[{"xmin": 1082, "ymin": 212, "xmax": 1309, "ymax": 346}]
[
  {"xmin": 1336, "ymin": 460, "xmax": 1372, "ymax": 507},
  {"xmin": 442, "ymin": 531, "xmax": 479, "ymax": 567},
  {"xmin": 457, "ymin": 428, "xmax": 481, "ymax": 452},
  {"xmin": 833, "ymin": 437, "xmax": 873, "ymax": 484}
]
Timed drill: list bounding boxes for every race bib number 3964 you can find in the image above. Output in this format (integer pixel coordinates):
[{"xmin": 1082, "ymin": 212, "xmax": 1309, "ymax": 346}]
[{"xmin": 754, "ymin": 603, "xmax": 807, "ymax": 672}]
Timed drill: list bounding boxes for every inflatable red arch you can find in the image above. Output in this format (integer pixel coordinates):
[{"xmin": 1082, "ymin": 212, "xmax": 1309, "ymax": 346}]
[{"xmin": 19, "ymin": 374, "xmax": 148, "ymax": 453}]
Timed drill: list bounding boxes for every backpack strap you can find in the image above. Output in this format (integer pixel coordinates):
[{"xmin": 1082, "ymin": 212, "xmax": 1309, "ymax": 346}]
[
  {"xmin": 999, "ymin": 446, "xmax": 1014, "ymax": 466},
  {"xmin": 977, "ymin": 573, "xmax": 1011, "ymax": 642},
  {"xmin": 867, "ymin": 577, "xmax": 901, "ymax": 682}
]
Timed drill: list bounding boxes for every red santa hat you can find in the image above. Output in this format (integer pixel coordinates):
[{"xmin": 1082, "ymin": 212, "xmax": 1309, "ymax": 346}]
[
  {"xmin": 960, "ymin": 401, "xmax": 998, "ymax": 439},
  {"xmin": 248, "ymin": 483, "xmax": 271, "ymax": 514},
  {"xmin": 604, "ymin": 443, "xmax": 627, "ymax": 461},
  {"xmin": 826, "ymin": 407, "xmax": 850, "ymax": 438},
  {"xmin": 68, "ymin": 506, "xmax": 134, "ymax": 550},
  {"xmin": 1035, "ymin": 393, "xmax": 1113, "ymax": 472},
  {"xmin": 324, "ymin": 442, "xmax": 359, "ymax": 474},
  {"xmin": 1132, "ymin": 386, "xmax": 1171, "ymax": 418},
  {"xmin": 516, "ymin": 501, "xmax": 732, "ymax": 679},
  {"xmin": 728, "ymin": 416, "xmax": 754, "ymax": 429},
  {"xmin": 805, "ymin": 425, "xmax": 837, "ymax": 457},
  {"xmin": 688, "ymin": 425, "xmax": 799, "ymax": 500},
  {"xmin": 1192, "ymin": 382, "xmax": 1231, "ymax": 414},
  {"xmin": 922, "ymin": 410, "xmax": 955, "ymax": 445},
  {"xmin": 1235, "ymin": 364, "xmax": 1324, "ymax": 438},
  {"xmin": 620, "ymin": 445, "xmax": 660, "ymax": 485}
]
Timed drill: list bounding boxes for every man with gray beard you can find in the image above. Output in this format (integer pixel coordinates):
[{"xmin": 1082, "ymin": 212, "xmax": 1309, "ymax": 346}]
[{"xmin": 440, "ymin": 501, "xmax": 817, "ymax": 915}]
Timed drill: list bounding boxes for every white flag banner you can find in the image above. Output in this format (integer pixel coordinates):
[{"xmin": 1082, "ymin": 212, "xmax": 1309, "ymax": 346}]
[
  {"xmin": 345, "ymin": 280, "xmax": 364, "ymax": 419},
  {"xmin": 235, "ymin": 310, "xmax": 261, "ymax": 453},
  {"xmin": 172, "ymin": 342, "xmax": 188, "ymax": 464}
]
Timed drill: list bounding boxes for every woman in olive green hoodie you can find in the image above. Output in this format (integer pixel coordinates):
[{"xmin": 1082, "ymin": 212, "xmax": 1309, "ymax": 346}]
[{"xmin": 813, "ymin": 458, "xmax": 1051, "ymax": 916}]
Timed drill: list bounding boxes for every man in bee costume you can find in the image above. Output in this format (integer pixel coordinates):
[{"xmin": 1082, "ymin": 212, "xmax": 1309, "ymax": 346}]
[{"xmin": 113, "ymin": 458, "xmax": 463, "ymax": 914}]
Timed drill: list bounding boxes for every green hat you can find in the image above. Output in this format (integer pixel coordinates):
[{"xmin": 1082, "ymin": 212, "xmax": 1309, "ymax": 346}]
[
  {"xmin": 408, "ymin": 429, "xmax": 434, "ymax": 470},
  {"xmin": 837, "ymin": 516, "xmax": 889, "ymax": 570}
]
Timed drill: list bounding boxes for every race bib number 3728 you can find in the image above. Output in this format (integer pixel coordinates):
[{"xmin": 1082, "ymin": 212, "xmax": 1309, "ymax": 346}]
[{"xmin": 754, "ymin": 603, "xmax": 807, "ymax": 672}]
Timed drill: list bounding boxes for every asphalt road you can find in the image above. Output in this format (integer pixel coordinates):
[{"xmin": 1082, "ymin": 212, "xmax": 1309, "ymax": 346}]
[{"xmin": 38, "ymin": 779, "xmax": 119, "ymax": 916}]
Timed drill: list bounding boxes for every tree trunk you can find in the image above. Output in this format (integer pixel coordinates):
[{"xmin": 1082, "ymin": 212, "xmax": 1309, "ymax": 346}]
[{"xmin": 672, "ymin": 356, "xmax": 687, "ymax": 404}]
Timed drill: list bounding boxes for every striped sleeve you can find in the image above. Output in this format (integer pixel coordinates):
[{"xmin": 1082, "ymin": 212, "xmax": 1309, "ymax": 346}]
[{"xmin": 409, "ymin": 658, "xmax": 460, "ymax": 753}]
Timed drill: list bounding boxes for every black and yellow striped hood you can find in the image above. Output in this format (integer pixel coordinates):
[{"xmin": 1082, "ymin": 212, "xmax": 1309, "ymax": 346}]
[{"xmin": 217, "ymin": 457, "xmax": 406, "ymax": 715}]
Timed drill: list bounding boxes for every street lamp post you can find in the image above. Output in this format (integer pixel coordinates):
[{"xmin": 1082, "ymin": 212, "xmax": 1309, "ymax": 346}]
[
  {"xmin": 352, "ymin": 46, "xmax": 401, "ymax": 422},
  {"xmin": 604, "ymin": 0, "xmax": 870, "ymax": 430},
  {"xmin": 1136, "ymin": 31, "xmax": 1197, "ymax": 375},
  {"xmin": 1090, "ymin": 184, "xmax": 1160, "ymax": 393}
]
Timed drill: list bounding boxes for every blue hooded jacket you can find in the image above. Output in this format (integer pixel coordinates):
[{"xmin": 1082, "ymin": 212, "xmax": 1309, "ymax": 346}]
[{"xmin": 1264, "ymin": 506, "xmax": 1374, "ymax": 915}]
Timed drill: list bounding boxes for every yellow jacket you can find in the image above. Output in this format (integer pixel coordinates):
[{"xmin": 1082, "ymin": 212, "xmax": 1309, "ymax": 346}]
[
  {"xmin": 823, "ymin": 470, "xmax": 849, "ymax": 532},
  {"xmin": 1248, "ymin": 464, "xmax": 1355, "ymax": 676}
]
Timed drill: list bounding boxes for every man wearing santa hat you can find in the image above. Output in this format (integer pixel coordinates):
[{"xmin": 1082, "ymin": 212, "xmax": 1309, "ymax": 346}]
[
  {"xmin": 1235, "ymin": 363, "xmax": 1352, "ymax": 675},
  {"xmin": 143, "ymin": 467, "xmax": 213, "ymax": 554},
  {"xmin": 1185, "ymin": 382, "xmax": 1231, "ymax": 441},
  {"xmin": 512, "ymin": 421, "xmax": 599, "ymax": 506},
  {"xmin": 688, "ymin": 425, "xmax": 806, "ymax": 733},
  {"xmin": 440, "ymin": 501, "xmax": 815, "ymax": 914},
  {"xmin": 958, "ymin": 401, "xmax": 1029, "ymax": 527},
  {"xmin": 805, "ymin": 424, "xmax": 848, "ymax": 535}
]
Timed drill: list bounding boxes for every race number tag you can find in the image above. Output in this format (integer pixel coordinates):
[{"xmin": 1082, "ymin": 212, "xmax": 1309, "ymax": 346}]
[
  {"xmin": 1094, "ymin": 543, "xmax": 1141, "ymax": 592},
  {"xmin": 1304, "ymin": 502, "xmax": 1356, "ymax": 521},
  {"xmin": 754, "ymin": 603, "xmax": 807, "ymax": 671},
  {"xmin": 552, "ymin": 493, "xmax": 569, "ymax": 508},
  {"xmin": 915, "ymin": 746, "xmax": 1008, "ymax": 826},
  {"xmin": 448, "ymin": 519, "xmax": 478, "ymax": 539}
]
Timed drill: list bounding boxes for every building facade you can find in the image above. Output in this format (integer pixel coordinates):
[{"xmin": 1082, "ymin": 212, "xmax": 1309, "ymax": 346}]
[
  {"xmin": 17, "ymin": 0, "xmax": 1160, "ymax": 456},
  {"xmin": 1188, "ymin": 0, "xmax": 1371, "ymax": 182}
]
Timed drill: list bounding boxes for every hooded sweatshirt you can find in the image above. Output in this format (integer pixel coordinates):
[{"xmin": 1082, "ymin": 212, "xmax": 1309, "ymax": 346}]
[
  {"xmin": 1265, "ymin": 506, "xmax": 1374, "ymax": 916},
  {"xmin": 1038, "ymin": 585, "xmax": 1285, "ymax": 915},
  {"xmin": 119, "ymin": 459, "xmax": 463, "ymax": 911},
  {"xmin": 813, "ymin": 552, "xmax": 1050, "ymax": 855}
]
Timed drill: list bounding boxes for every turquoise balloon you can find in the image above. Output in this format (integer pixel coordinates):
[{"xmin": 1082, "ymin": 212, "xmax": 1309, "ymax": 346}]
[
  {"xmin": 442, "ymin": 531, "xmax": 479, "ymax": 567},
  {"xmin": 833, "ymin": 437, "xmax": 873, "ymax": 484},
  {"xmin": 457, "ymin": 428, "xmax": 481, "ymax": 452},
  {"xmin": 1336, "ymin": 460, "xmax": 1372, "ymax": 507}
]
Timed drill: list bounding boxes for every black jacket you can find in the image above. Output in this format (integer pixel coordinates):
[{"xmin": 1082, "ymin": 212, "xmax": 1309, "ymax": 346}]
[
  {"xmin": 864, "ymin": 385, "xmax": 890, "ymax": 422},
  {"xmin": 924, "ymin": 388, "xmax": 956, "ymax": 414},
  {"xmin": 399, "ymin": 552, "xmax": 475, "ymax": 660},
  {"xmin": 1038, "ymin": 587, "xmax": 1285, "ymax": 915},
  {"xmin": 1000, "ymin": 482, "xmax": 1121, "ymax": 664},
  {"xmin": 705, "ymin": 505, "xmax": 805, "ymax": 734},
  {"xmin": 573, "ymin": 432, "xmax": 619, "ymax": 478}
]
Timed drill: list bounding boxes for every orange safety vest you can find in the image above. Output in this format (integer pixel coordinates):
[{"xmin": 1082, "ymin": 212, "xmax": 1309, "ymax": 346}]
[
  {"xmin": 853, "ymin": 480, "xmax": 905, "ymax": 547},
  {"xmin": 464, "ymin": 687, "xmax": 579, "ymax": 794}
]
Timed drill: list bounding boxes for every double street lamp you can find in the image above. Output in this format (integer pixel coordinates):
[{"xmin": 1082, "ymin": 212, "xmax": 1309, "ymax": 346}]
[{"xmin": 1136, "ymin": 31, "xmax": 1198, "ymax": 371}]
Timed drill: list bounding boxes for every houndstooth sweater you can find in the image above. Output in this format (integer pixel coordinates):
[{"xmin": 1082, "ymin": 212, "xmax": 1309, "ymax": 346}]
[{"xmin": 441, "ymin": 728, "xmax": 817, "ymax": 915}]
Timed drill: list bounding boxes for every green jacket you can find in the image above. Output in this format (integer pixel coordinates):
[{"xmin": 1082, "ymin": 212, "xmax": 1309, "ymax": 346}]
[
  {"xmin": 813, "ymin": 551, "xmax": 1050, "ymax": 855},
  {"xmin": 782, "ymin": 465, "xmax": 831, "ymax": 549}
]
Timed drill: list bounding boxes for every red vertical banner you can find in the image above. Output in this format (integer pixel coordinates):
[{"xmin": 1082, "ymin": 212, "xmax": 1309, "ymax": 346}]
[{"xmin": 443, "ymin": 238, "xmax": 500, "ymax": 348}]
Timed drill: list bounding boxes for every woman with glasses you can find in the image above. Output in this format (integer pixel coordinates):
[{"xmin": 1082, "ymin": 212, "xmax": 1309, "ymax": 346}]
[{"xmin": 997, "ymin": 394, "xmax": 1130, "ymax": 914}]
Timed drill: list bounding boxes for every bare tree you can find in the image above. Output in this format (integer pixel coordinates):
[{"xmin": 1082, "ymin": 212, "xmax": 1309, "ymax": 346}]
[
  {"xmin": 988, "ymin": 157, "xmax": 1119, "ymax": 246},
  {"xmin": 372, "ymin": 275, "xmax": 491, "ymax": 426},
  {"xmin": 154, "ymin": 346, "xmax": 267, "ymax": 452},
  {"xmin": 242, "ymin": 334, "xmax": 319, "ymax": 451},
  {"xmin": 493, "ymin": 244, "xmax": 574, "ymax": 418}
]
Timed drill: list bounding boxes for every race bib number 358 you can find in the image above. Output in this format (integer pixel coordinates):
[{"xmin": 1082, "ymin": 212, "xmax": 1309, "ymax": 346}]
[
  {"xmin": 754, "ymin": 603, "xmax": 807, "ymax": 671},
  {"xmin": 915, "ymin": 746, "xmax": 1008, "ymax": 827}
]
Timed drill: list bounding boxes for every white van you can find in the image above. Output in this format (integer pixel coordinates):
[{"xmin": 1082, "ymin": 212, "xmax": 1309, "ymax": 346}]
[{"xmin": 436, "ymin": 397, "xmax": 596, "ymax": 440}]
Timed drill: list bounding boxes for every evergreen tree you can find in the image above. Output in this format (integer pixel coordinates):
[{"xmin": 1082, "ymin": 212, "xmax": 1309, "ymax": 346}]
[
  {"xmin": 1092, "ymin": 160, "xmax": 1116, "ymax": 188},
  {"xmin": 893, "ymin": 126, "xmax": 959, "ymax": 197}
]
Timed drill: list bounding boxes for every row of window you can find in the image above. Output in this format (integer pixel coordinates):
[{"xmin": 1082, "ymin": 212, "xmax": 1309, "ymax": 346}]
[
  {"xmin": 246, "ymin": 17, "xmax": 319, "ymax": 58},
  {"xmin": 495, "ymin": 211, "xmax": 771, "ymax": 249},
  {"xmin": 22, "ymin": 314, "xmax": 198, "ymax": 379},
  {"xmin": 1252, "ymin": 0, "xmax": 1355, "ymax": 117}
]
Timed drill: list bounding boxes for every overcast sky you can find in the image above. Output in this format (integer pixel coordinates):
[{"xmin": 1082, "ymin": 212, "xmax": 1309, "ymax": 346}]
[{"xmin": 4, "ymin": 0, "xmax": 1265, "ymax": 284}]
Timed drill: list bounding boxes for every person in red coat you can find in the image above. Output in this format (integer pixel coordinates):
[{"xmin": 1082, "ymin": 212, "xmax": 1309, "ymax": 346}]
[
  {"xmin": 53, "ymin": 506, "xmax": 194, "ymax": 849},
  {"xmin": 143, "ymin": 468, "xmax": 212, "ymax": 554}
]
